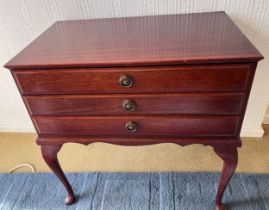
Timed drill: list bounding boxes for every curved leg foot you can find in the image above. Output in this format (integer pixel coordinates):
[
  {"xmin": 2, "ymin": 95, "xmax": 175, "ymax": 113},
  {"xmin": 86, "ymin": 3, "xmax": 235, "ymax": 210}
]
[
  {"xmin": 216, "ymin": 204, "xmax": 227, "ymax": 210},
  {"xmin": 213, "ymin": 146, "xmax": 238, "ymax": 210},
  {"xmin": 41, "ymin": 145, "xmax": 75, "ymax": 205}
]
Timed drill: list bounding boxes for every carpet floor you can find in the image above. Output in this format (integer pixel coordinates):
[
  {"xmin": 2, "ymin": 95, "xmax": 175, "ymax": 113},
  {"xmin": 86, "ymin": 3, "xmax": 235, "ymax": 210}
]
[{"xmin": 0, "ymin": 172, "xmax": 269, "ymax": 210}]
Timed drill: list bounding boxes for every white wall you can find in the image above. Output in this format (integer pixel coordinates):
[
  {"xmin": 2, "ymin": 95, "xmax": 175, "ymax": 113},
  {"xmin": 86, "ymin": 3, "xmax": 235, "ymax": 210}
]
[{"xmin": 0, "ymin": 0, "xmax": 268, "ymax": 136}]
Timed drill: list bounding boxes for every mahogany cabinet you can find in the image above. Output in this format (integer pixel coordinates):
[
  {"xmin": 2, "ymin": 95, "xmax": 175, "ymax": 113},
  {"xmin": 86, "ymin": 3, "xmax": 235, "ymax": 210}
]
[{"xmin": 5, "ymin": 12, "xmax": 263, "ymax": 210}]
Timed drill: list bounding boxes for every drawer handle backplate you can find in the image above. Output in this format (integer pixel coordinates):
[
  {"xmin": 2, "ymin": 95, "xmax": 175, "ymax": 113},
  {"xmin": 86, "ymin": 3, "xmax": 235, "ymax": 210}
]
[
  {"xmin": 122, "ymin": 100, "xmax": 136, "ymax": 112},
  {"xmin": 119, "ymin": 75, "xmax": 133, "ymax": 87},
  {"xmin": 125, "ymin": 121, "xmax": 138, "ymax": 132}
]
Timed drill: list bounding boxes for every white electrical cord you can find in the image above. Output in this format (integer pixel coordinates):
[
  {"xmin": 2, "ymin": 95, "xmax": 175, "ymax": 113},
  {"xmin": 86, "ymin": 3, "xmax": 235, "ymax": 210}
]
[{"xmin": 8, "ymin": 163, "xmax": 36, "ymax": 173}]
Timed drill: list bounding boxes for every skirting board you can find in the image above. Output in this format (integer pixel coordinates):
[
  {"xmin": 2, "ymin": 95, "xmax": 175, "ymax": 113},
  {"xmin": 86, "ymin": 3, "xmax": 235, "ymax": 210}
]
[
  {"xmin": 0, "ymin": 124, "xmax": 265, "ymax": 138},
  {"xmin": 0, "ymin": 124, "xmax": 35, "ymax": 133},
  {"xmin": 263, "ymin": 116, "xmax": 269, "ymax": 124},
  {"xmin": 240, "ymin": 127, "xmax": 264, "ymax": 137}
]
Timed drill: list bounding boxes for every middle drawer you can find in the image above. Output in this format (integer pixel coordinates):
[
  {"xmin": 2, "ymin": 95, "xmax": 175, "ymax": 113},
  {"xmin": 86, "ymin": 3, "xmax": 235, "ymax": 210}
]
[{"xmin": 25, "ymin": 93, "xmax": 244, "ymax": 116}]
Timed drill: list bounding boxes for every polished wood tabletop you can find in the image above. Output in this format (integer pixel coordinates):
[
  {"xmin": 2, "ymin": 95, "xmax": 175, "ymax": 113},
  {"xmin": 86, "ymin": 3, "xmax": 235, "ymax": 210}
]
[{"xmin": 5, "ymin": 11, "xmax": 262, "ymax": 69}]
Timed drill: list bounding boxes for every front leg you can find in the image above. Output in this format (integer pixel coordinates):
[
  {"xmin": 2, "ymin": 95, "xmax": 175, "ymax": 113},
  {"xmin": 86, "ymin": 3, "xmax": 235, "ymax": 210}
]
[
  {"xmin": 41, "ymin": 144, "xmax": 75, "ymax": 205},
  {"xmin": 213, "ymin": 146, "xmax": 238, "ymax": 210}
]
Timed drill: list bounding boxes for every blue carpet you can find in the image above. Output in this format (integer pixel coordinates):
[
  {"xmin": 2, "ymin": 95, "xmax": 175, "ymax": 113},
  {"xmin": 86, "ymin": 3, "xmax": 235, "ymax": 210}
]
[{"xmin": 0, "ymin": 172, "xmax": 269, "ymax": 210}]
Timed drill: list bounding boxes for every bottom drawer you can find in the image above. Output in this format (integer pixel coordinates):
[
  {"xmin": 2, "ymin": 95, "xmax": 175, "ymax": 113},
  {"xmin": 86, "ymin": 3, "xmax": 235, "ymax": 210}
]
[{"xmin": 34, "ymin": 116, "xmax": 239, "ymax": 137}]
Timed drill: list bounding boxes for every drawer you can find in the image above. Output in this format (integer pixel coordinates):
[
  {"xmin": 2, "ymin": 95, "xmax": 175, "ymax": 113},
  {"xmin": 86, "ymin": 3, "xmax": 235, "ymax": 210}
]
[
  {"xmin": 14, "ymin": 64, "xmax": 251, "ymax": 95},
  {"xmin": 33, "ymin": 116, "xmax": 239, "ymax": 137},
  {"xmin": 25, "ymin": 93, "xmax": 244, "ymax": 116}
]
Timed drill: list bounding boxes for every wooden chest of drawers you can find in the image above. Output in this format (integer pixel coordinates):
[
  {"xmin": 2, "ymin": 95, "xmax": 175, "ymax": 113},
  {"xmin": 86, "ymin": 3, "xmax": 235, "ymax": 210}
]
[{"xmin": 5, "ymin": 12, "xmax": 263, "ymax": 210}]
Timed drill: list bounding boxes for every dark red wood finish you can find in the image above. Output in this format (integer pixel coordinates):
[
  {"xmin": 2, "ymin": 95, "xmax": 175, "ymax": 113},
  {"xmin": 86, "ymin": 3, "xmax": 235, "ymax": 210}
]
[
  {"xmin": 5, "ymin": 12, "xmax": 262, "ymax": 69},
  {"xmin": 14, "ymin": 64, "xmax": 250, "ymax": 95},
  {"xmin": 25, "ymin": 93, "xmax": 244, "ymax": 116},
  {"xmin": 37, "ymin": 136, "xmax": 242, "ymax": 147},
  {"xmin": 5, "ymin": 12, "xmax": 263, "ymax": 209},
  {"xmin": 33, "ymin": 115, "xmax": 240, "ymax": 136},
  {"xmin": 41, "ymin": 145, "xmax": 75, "ymax": 204},
  {"xmin": 214, "ymin": 146, "xmax": 238, "ymax": 210}
]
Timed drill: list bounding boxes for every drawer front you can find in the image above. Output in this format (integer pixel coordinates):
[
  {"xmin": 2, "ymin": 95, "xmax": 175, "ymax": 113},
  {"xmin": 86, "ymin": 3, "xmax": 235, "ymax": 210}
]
[
  {"xmin": 34, "ymin": 116, "xmax": 239, "ymax": 137},
  {"xmin": 14, "ymin": 64, "xmax": 251, "ymax": 95},
  {"xmin": 25, "ymin": 93, "xmax": 244, "ymax": 116}
]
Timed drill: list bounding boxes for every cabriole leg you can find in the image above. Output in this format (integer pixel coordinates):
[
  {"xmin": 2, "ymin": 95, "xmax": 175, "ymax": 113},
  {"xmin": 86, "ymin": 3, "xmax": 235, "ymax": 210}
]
[
  {"xmin": 213, "ymin": 146, "xmax": 238, "ymax": 210},
  {"xmin": 41, "ymin": 144, "xmax": 75, "ymax": 205}
]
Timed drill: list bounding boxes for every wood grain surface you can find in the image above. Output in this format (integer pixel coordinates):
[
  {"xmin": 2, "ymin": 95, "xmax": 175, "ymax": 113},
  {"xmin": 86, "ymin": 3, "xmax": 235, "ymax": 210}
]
[
  {"xmin": 13, "ymin": 64, "xmax": 251, "ymax": 95},
  {"xmin": 5, "ymin": 12, "xmax": 263, "ymax": 69},
  {"xmin": 25, "ymin": 93, "xmax": 244, "ymax": 116},
  {"xmin": 33, "ymin": 115, "xmax": 239, "ymax": 137}
]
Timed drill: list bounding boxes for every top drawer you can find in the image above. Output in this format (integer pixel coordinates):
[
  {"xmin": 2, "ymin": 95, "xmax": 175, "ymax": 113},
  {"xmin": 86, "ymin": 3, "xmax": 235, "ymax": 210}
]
[{"xmin": 13, "ymin": 64, "xmax": 251, "ymax": 95}]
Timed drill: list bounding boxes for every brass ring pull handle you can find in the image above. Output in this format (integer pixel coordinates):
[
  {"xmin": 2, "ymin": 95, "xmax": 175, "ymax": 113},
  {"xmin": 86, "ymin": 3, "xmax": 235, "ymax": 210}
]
[
  {"xmin": 122, "ymin": 100, "xmax": 136, "ymax": 112},
  {"xmin": 125, "ymin": 121, "xmax": 138, "ymax": 132},
  {"xmin": 119, "ymin": 75, "xmax": 133, "ymax": 87}
]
